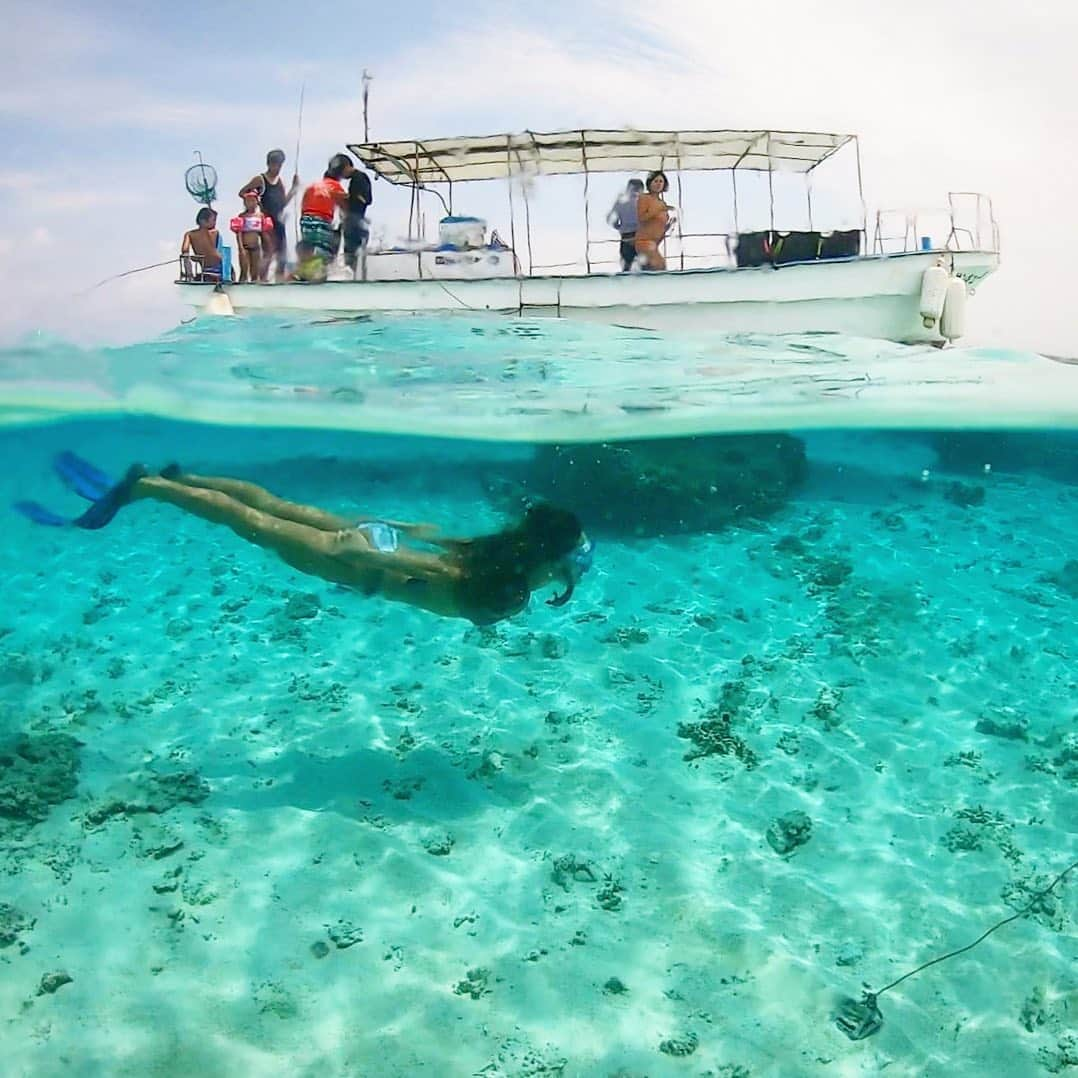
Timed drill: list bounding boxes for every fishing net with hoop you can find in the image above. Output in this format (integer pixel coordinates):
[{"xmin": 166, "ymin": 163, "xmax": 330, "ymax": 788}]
[{"xmin": 185, "ymin": 162, "xmax": 218, "ymax": 205}]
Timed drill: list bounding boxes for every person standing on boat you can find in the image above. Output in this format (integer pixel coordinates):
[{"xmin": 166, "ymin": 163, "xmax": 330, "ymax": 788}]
[
  {"xmin": 607, "ymin": 178, "xmax": 644, "ymax": 271},
  {"xmin": 230, "ymin": 190, "xmax": 273, "ymax": 282},
  {"xmin": 635, "ymin": 170, "xmax": 674, "ymax": 271},
  {"xmin": 342, "ymin": 164, "xmax": 373, "ymax": 275},
  {"xmin": 298, "ymin": 153, "xmax": 355, "ymax": 279},
  {"xmin": 239, "ymin": 149, "xmax": 299, "ymax": 281}
]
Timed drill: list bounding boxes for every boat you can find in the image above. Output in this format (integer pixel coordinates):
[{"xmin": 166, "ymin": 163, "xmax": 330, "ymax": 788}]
[{"xmin": 177, "ymin": 128, "xmax": 1000, "ymax": 344}]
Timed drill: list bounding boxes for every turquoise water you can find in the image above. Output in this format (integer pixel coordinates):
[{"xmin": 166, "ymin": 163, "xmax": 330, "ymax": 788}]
[
  {"xmin": 5, "ymin": 314, "xmax": 1078, "ymax": 438},
  {"xmin": 1, "ymin": 317, "xmax": 1076, "ymax": 1077}
]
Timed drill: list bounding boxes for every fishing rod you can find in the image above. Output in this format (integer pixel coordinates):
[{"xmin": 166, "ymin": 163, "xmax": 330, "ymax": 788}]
[
  {"xmin": 293, "ymin": 82, "xmax": 306, "ymax": 245},
  {"xmin": 362, "ymin": 70, "xmax": 372, "ymax": 142},
  {"xmin": 77, "ymin": 260, "xmax": 178, "ymax": 296}
]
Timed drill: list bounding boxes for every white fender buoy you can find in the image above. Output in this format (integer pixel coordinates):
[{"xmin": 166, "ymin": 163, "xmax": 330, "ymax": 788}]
[
  {"xmin": 940, "ymin": 276, "xmax": 967, "ymax": 341},
  {"xmin": 919, "ymin": 260, "xmax": 948, "ymax": 329},
  {"xmin": 203, "ymin": 289, "xmax": 235, "ymax": 317}
]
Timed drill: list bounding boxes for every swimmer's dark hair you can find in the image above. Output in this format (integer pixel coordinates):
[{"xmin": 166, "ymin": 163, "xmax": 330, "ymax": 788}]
[
  {"xmin": 196, "ymin": 207, "xmax": 216, "ymax": 225},
  {"xmin": 448, "ymin": 503, "xmax": 584, "ymax": 625},
  {"xmin": 646, "ymin": 169, "xmax": 669, "ymax": 192},
  {"xmin": 326, "ymin": 153, "xmax": 354, "ymax": 180}
]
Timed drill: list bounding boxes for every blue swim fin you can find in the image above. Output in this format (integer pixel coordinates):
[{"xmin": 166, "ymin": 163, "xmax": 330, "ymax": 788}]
[
  {"xmin": 12, "ymin": 500, "xmax": 71, "ymax": 527},
  {"xmin": 12, "ymin": 463, "xmax": 146, "ymax": 530},
  {"xmin": 70, "ymin": 464, "xmax": 147, "ymax": 530},
  {"xmin": 53, "ymin": 451, "xmax": 114, "ymax": 502}
]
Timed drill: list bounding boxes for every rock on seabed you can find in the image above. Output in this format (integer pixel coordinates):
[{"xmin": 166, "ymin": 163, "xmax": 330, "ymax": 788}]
[{"xmin": 523, "ymin": 434, "xmax": 807, "ymax": 536}]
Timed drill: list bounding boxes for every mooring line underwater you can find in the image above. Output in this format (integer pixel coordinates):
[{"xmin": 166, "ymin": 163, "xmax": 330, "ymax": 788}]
[{"xmin": 835, "ymin": 857, "xmax": 1078, "ymax": 1040}]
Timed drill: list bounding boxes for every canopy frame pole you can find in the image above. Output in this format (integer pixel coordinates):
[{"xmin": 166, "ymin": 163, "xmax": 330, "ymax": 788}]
[
  {"xmin": 409, "ymin": 146, "xmax": 421, "ymax": 239},
  {"xmin": 675, "ymin": 136, "xmax": 685, "ymax": 270},
  {"xmin": 729, "ymin": 133, "xmax": 761, "ymax": 241},
  {"xmin": 807, "ymin": 173, "xmax": 814, "ymax": 230},
  {"xmin": 505, "ymin": 138, "xmax": 519, "ymax": 274},
  {"xmin": 767, "ymin": 132, "xmax": 775, "ymax": 233},
  {"xmin": 731, "ymin": 169, "xmax": 739, "ymax": 234},
  {"xmin": 415, "ymin": 141, "xmax": 453, "ymax": 217},
  {"xmin": 519, "ymin": 149, "xmax": 535, "ymax": 276},
  {"xmin": 854, "ymin": 135, "xmax": 867, "ymax": 241},
  {"xmin": 581, "ymin": 131, "xmax": 592, "ymax": 274}
]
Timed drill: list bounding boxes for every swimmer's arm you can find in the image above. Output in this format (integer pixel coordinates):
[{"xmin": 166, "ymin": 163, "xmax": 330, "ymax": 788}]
[
  {"xmin": 238, "ymin": 175, "xmax": 262, "ymax": 199},
  {"xmin": 181, "ymin": 231, "xmax": 192, "ymax": 253}
]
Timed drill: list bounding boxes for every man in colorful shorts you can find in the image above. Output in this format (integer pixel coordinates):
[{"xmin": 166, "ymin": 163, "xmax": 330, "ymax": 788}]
[{"xmin": 298, "ymin": 153, "xmax": 355, "ymax": 278}]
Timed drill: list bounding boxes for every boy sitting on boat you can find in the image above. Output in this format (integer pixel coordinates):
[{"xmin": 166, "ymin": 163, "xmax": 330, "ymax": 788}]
[
  {"xmin": 180, "ymin": 208, "xmax": 223, "ymax": 281},
  {"xmin": 230, "ymin": 190, "xmax": 274, "ymax": 282}
]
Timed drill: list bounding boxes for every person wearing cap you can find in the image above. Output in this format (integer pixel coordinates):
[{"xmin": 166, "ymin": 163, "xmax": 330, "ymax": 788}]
[
  {"xmin": 239, "ymin": 149, "xmax": 299, "ymax": 281},
  {"xmin": 342, "ymin": 164, "xmax": 373, "ymax": 274}
]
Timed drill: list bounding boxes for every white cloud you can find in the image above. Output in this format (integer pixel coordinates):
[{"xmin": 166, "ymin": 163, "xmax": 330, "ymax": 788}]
[{"xmin": 0, "ymin": 171, "xmax": 38, "ymax": 191}]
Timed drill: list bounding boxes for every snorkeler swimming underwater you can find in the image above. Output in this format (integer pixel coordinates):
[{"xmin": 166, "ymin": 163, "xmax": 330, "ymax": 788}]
[{"xmin": 14, "ymin": 452, "xmax": 594, "ymax": 626}]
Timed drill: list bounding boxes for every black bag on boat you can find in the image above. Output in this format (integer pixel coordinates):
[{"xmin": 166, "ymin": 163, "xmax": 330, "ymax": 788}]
[
  {"xmin": 819, "ymin": 230, "xmax": 861, "ymax": 260},
  {"xmin": 773, "ymin": 231, "xmax": 822, "ymax": 265},
  {"xmin": 735, "ymin": 231, "xmax": 774, "ymax": 267}
]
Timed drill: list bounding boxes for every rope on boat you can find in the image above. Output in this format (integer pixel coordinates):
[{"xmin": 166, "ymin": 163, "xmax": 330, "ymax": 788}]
[{"xmin": 432, "ymin": 279, "xmax": 480, "ymax": 310}]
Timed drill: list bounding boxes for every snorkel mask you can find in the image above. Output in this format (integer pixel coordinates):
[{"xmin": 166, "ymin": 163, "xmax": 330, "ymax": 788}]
[{"xmin": 547, "ymin": 533, "xmax": 594, "ymax": 607}]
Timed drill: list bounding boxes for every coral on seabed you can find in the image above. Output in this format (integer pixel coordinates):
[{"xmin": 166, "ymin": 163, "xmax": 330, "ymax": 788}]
[
  {"xmin": 83, "ymin": 769, "xmax": 210, "ymax": 828},
  {"xmin": 518, "ymin": 433, "xmax": 807, "ymax": 536},
  {"xmin": 766, "ymin": 811, "xmax": 813, "ymax": 855},
  {"xmin": 0, "ymin": 902, "xmax": 35, "ymax": 948},
  {"xmin": 0, "ymin": 732, "xmax": 81, "ymax": 839}
]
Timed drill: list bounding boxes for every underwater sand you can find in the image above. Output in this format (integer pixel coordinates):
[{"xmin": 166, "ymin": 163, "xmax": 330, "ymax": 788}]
[{"xmin": 1, "ymin": 418, "xmax": 1075, "ymax": 1077}]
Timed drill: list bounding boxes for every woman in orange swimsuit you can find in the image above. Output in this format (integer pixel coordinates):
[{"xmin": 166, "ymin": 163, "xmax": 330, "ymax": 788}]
[{"xmin": 635, "ymin": 170, "xmax": 674, "ymax": 271}]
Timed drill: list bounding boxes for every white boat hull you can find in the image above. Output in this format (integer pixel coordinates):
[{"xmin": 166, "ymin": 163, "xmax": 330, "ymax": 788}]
[{"xmin": 176, "ymin": 250, "xmax": 999, "ymax": 344}]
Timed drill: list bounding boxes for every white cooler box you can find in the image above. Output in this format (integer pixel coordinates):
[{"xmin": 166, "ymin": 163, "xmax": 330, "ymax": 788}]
[
  {"xmin": 438, "ymin": 216, "xmax": 486, "ymax": 247},
  {"xmin": 421, "ymin": 249, "xmax": 515, "ymax": 279}
]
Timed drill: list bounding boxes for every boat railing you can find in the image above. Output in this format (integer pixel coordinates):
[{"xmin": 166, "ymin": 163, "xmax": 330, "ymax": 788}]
[
  {"xmin": 177, "ymin": 253, "xmax": 222, "ymax": 283},
  {"xmin": 872, "ymin": 192, "xmax": 998, "ymax": 255},
  {"xmin": 583, "ymin": 232, "xmax": 739, "ymax": 273},
  {"xmin": 177, "ymin": 242, "xmax": 233, "ymax": 283}
]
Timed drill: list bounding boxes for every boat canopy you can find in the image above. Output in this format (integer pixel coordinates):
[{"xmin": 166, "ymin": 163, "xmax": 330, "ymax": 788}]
[{"xmin": 345, "ymin": 128, "xmax": 857, "ymax": 187}]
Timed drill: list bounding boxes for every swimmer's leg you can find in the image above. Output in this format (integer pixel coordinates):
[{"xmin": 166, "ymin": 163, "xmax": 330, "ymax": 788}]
[
  {"xmin": 160, "ymin": 469, "xmax": 355, "ymax": 532},
  {"xmin": 163, "ymin": 469, "xmax": 441, "ymax": 541},
  {"xmin": 133, "ymin": 476, "xmax": 339, "ymax": 573}
]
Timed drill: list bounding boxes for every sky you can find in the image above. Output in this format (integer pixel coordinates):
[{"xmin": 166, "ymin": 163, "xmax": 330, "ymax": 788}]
[{"xmin": 1, "ymin": 0, "xmax": 1075, "ymax": 353}]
